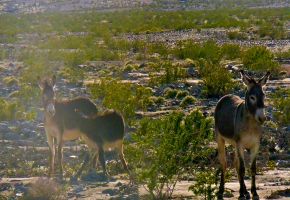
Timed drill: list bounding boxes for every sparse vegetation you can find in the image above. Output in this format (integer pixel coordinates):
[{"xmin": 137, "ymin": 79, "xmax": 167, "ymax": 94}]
[{"xmin": 0, "ymin": 3, "xmax": 289, "ymax": 200}]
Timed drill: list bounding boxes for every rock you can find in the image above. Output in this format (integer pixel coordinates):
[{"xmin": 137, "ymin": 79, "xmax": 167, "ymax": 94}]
[
  {"xmin": 115, "ymin": 182, "xmax": 123, "ymax": 187},
  {"xmin": 102, "ymin": 188, "xmax": 119, "ymax": 196}
]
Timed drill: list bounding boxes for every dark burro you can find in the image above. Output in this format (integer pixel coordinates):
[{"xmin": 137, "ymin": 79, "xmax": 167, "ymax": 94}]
[
  {"xmin": 215, "ymin": 70, "xmax": 270, "ymax": 200},
  {"xmin": 38, "ymin": 75, "xmax": 129, "ymax": 180}
]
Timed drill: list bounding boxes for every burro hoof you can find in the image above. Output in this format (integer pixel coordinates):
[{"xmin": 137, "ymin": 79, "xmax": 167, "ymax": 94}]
[
  {"xmin": 252, "ymin": 194, "xmax": 259, "ymax": 200},
  {"xmin": 238, "ymin": 195, "xmax": 246, "ymax": 200},
  {"xmin": 245, "ymin": 191, "xmax": 251, "ymax": 199},
  {"xmin": 217, "ymin": 192, "xmax": 223, "ymax": 200}
]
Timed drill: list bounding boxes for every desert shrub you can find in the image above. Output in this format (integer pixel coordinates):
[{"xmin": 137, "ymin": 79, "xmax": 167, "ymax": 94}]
[
  {"xmin": 0, "ymin": 98, "xmax": 19, "ymax": 120},
  {"xmin": 126, "ymin": 110, "xmax": 214, "ymax": 199},
  {"xmin": 59, "ymin": 66, "xmax": 85, "ymax": 84},
  {"xmin": 180, "ymin": 95, "xmax": 196, "ymax": 108},
  {"xmin": 0, "ymin": 48, "xmax": 9, "ymax": 60},
  {"xmin": 163, "ymin": 88, "xmax": 178, "ymax": 99},
  {"xmin": 189, "ymin": 168, "xmax": 218, "ymax": 200},
  {"xmin": 174, "ymin": 40, "xmax": 222, "ymax": 64},
  {"xmin": 227, "ymin": 31, "xmax": 247, "ymax": 40},
  {"xmin": 150, "ymin": 62, "xmax": 187, "ymax": 85},
  {"xmin": 176, "ymin": 90, "xmax": 189, "ymax": 99},
  {"xmin": 88, "ymin": 78, "xmax": 152, "ymax": 121},
  {"xmin": 150, "ymin": 96, "xmax": 165, "ymax": 106},
  {"xmin": 242, "ymin": 46, "xmax": 280, "ymax": 74},
  {"xmin": 0, "ymin": 97, "xmax": 36, "ymax": 121},
  {"xmin": 221, "ymin": 44, "xmax": 241, "ymax": 60},
  {"xmin": 258, "ymin": 23, "xmax": 287, "ymax": 39},
  {"xmin": 198, "ymin": 59, "xmax": 235, "ymax": 97},
  {"xmin": 22, "ymin": 178, "xmax": 66, "ymax": 200},
  {"xmin": 3, "ymin": 76, "xmax": 19, "ymax": 87},
  {"xmin": 270, "ymin": 87, "xmax": 290, "ymax": 126},
  {"xmin": 275, "ymin": 49, "xmax": 290, "ymax": 59}
]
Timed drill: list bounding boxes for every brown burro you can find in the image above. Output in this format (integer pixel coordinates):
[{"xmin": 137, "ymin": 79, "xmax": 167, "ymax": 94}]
[
  {"xmin": 38, "ymin": 75, "xmax": 129, "ymax": 180},
  {"xmin": 215, "ymin": 70, "xmax": 270, "ymax": 200}
]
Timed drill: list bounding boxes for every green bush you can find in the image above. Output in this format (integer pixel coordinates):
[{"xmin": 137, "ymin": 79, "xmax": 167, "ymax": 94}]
[
  {"xmin": 227, "ymin": 31, "xmax": 247, "ymax": 40},
  {"xmin": 174, "ymin": 40, "xmax": 222, "ymax": 64},
  {"xmin": 242, "ymin": 46, "xmax": 280, "ymax": 74},
  {"xmin": 3, "ymin": 76, "xmax": 19, "ymax": 87},
  {"xmin": 0, "ymin": 98, "xmax": 18, "ymax": 121},
  {"xmin": 270, "ymin": 87, "xmax": 290, "ymax": 126},
  {"xmin": 150, "ymin": 62, "xmax": 187, "ymax": 86},
  {"xmin": 189, "ymin": 169, "xmax": 218, "ymax": 200},
  {"xmin": 164, "ymin": 88, "xmax": 178, "ymax": 99},
  {"xmin": 150, "ymin": 96, "xmax": 165, "ymax": 106},
  {"xmin": 221, "ymin": 44, "xmax": 241, "ymax": 60},
  {"xmin": 59, "ymin": 66, "xmax": 85, "ymax": 84},
  {"xmin": 180, "ymin": 95, "xmax": 196, "ymax": 108},
  {"xmin": 176, "ymin": 90, "xmax": 189, "ymax": 99},
  {"xmin": 126, "ymin": 110, "xmax": 214, "ymax": 199},
  {"xmin": 198, "ymin": 59, "xmax": 235, "ymax": 97},
  {"xmin": 88, "ymin": 78, "xmax": 152, "ymax": 121}
]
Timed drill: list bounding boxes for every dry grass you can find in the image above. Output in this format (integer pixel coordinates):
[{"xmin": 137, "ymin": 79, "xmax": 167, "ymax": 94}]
[{"xmin": 22, "ymin": 178, "xmax": 66, "ymax": 200}]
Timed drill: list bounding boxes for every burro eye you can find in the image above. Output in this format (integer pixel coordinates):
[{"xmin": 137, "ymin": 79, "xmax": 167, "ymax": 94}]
[{"xmin": 249, "ymin": 95, "xmax": 257, "ymax": 103}]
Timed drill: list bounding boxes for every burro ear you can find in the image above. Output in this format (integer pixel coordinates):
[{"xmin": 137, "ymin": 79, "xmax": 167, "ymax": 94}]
[
  {"xmin": 37, "ymin": 76, "xmax": 43, "ymax": 89},
  {"xmin": 51, "ymin": 75, "xmax": 56, "ymax": 87},
  {"xmin": 240, "ymin": 70, "xmax": 254, "ymax": 88},
  {"xmin": 258, "ymin": 71, "xmax": 271, "ymax": 86}
]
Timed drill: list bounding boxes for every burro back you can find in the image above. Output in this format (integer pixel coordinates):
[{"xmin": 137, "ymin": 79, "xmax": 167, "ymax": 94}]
[{"xmin": 215, "ymin": 70, "xmax": 270, "ymax": 200}]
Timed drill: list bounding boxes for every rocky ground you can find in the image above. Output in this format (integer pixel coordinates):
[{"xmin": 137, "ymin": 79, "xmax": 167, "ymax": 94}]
[{"xmin": 0, "ymin": 57, "xmax": 289, "ymax": 199}]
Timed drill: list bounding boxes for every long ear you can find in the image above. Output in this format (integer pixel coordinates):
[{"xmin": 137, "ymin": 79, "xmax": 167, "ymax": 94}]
[
  {"xmin": 240, "ymin": 70, "xmax": 254, "ymax": 88},
  {"xmin": 51, "ymin": 75, "xmax": 56, "ymax": 87},
  {"xmin": 37, "ymin": 76, "xmax": 44, "ymax": 89},
  {"xmin": 258, "ymin": 71, "xmax": 270, "ymax": 86}
]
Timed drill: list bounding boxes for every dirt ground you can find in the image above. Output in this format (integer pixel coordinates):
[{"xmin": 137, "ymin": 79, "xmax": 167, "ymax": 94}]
[{"xmin": 1, "ymin": 168, "xmax": 289, "ymax": 199}]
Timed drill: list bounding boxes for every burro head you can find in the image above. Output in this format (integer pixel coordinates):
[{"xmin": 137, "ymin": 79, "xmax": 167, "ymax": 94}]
[
  {"xmin": 38, "ymin": 75, "xmax": 57, "ymax": 117},
  {"xmin": 240, "ymin": 70, "xmax": 270, "ymax": 124}
]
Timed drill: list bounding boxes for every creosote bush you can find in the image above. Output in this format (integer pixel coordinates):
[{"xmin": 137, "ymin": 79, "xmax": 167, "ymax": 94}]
[
  {"xmin": 150, "ymin": 62, "xmax": 187, "ymax": 86},
  {"xmin": 126, "ymin": 110, "xmax": 214, "ymax": 199},
  {"xmin": 88, "ymin": 78, "xmax": 152, "ymax": 122},
  {"xmin": 270, "ymin": 87, "xmax": 290, "ymax": 126},
  {"xmin": 198, "ymin": 59, "xmax": 235, "ymax": 97},
  {"xmin": 180, "ymin": 95, "xmax": 196, "ymax": 108},
  {"xmin": 176, "ymin": 90, "xmax": 189, "ymax": 99},
  {"xmin": 163, "ymin": 88, "xmax": 178, "ymax": 99},
  {"xmin": 242, "ymin": 46, "xmax": 280, "ymax": 74}
]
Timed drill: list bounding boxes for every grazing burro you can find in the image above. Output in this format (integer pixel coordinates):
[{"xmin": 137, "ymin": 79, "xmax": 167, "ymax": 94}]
[
  {"xmin": 38, "ymin": 75, "xmax": 129, "ymax": 180},
  {"xmin": 215, "ymin": 70, "xmax": 270, "ymax": 200}
]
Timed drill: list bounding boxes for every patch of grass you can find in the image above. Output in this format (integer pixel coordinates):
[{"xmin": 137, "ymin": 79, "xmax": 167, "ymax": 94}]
[{"xmin": 22, "ymin": 178, "xmax": 66, "ymax": 200}]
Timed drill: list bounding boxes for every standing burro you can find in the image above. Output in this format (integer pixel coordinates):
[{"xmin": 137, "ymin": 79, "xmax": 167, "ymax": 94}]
[{"xmin": 215, "ymin": 70, "xmax": 270, "ymax": 200}]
